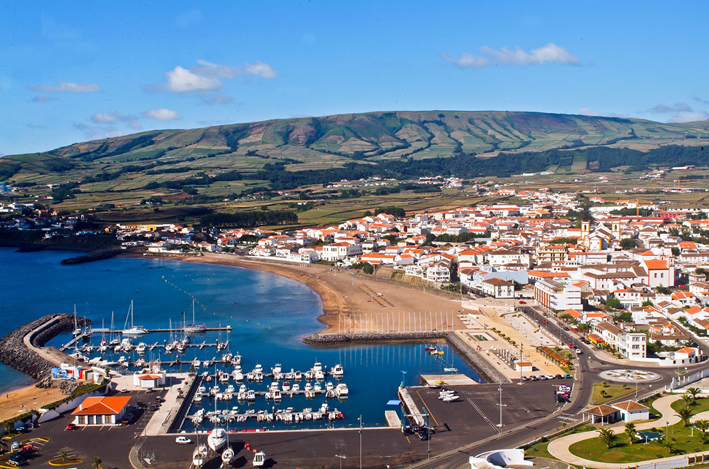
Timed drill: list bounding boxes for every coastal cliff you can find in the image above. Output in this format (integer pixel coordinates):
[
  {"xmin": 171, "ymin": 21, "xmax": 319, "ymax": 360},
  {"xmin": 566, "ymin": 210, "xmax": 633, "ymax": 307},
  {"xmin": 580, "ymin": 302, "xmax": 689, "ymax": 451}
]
[{"xmin": 0, "ymin": 314, "xmax": 91, "ymax": 380}]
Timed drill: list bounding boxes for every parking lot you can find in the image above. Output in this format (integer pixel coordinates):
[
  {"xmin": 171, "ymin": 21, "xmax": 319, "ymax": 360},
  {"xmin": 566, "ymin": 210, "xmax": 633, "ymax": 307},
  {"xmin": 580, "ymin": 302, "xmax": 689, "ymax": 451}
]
[
  {"xmin": 407, "ymin": 378, "xmax": 575, "ymax": 453},
  {"xmin": 0, "ymin": 389, "xmax": 167, "ymax": 468}
]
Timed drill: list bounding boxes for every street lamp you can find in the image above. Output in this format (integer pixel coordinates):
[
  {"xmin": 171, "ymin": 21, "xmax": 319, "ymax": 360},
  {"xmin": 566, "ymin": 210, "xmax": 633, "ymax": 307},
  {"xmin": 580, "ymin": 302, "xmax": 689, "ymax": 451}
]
[
  {"xmin": 497, "ymin": 382, "xmax": 504, "ymax": 427},
  {"xmin": 335, "ymin": 454, "xmax": 347, "ymax": 469}
]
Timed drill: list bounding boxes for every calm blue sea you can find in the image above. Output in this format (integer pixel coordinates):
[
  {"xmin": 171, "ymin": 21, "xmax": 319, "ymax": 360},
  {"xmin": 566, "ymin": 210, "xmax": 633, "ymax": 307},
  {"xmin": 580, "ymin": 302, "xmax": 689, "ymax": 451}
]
[{"xmin": 0, "ymin": 248, "xmax": 481, "ymax": 427}]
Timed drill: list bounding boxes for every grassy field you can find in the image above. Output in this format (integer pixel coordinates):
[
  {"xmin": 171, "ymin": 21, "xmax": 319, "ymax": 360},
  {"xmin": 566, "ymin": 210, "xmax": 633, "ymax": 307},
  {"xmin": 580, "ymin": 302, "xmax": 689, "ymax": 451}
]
[
  {"xmin": 568, "ymin": 422, "xmax": 709, "ymax": 463},
  {"xmin": 590, "ymin": 383, "xmax": 635, "ymax": 405},
  {"xmin": 524, "ymin": 424, "xmax": 597, "ymax": 460}
]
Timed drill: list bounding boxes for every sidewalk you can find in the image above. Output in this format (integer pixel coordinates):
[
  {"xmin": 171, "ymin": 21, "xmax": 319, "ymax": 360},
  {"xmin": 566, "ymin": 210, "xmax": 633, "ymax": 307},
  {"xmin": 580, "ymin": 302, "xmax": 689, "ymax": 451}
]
[{"xmin": 547, "ymin": 393, "xmax": 709, "ymax": 468}]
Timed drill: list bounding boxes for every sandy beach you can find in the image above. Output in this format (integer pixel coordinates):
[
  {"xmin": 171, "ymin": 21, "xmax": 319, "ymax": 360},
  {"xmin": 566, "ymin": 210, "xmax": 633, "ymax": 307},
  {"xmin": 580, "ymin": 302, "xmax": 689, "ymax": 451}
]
[
  {"xmin": 171, "ymin": 254, "xmax": 469, "ymax": 334},
  {"xmin": 0, "ymin": 384, "xmax": 65, "ymax": 423}
]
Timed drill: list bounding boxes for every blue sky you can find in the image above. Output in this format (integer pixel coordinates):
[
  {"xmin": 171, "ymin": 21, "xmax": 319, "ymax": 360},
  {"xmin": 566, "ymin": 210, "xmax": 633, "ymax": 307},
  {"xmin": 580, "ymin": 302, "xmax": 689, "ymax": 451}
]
[{"xmin": 2, "ymin": 1, "xmax": 708, "ymax": 156}]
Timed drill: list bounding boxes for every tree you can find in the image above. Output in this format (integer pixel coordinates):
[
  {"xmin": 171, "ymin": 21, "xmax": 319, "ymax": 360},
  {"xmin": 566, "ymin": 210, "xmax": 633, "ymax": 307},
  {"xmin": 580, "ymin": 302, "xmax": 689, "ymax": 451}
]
[
  {"xmin": 93, "ymin": 457, "xmax": 102, "ymax": 469},
  {"xmin": 676, "ymin": 406, "xmax": 695, "ymax": 427},
  {"xmin": 620, "ymin": 238, "xmax": 637, "ymax": 249},
  {"xmin": 625, "ymin": 422, "xmax": 637, "ymax": 444},
  {"xmin": 695, "ymin": 419, "xmax": 709, "ymax": 444},
  {"xmin": 682, "ymin": 393, "xmax": 695, "ymax": 407},
  {"xmin": 362, "ymin": 264, "xmax": 374, "ymax": 275},
  {"xmin": 59, "ymin": 450, "xmax": 67, "ymax": 462},
  {"xmin": 3, "ymin": 421, "xmax": 12, "ymax": 434},
  {"xmin": 642, "ymin": 299, "xmax": 654, "ymax": 307},
  {"xmin": 687, "ymin": 387, "xmax": 702, "ymax": 401},
  {"xmin": 606, "ymin": 295, "xmax": 622, "ymax": 310},
  {"xmin": 597, "ymin": 428, "xmax": 618, "ymax": 449}
]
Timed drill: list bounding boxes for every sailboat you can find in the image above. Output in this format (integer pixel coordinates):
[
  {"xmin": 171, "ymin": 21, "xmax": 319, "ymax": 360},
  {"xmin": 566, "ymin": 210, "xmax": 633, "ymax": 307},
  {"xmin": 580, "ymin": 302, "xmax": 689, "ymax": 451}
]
[
  {"xmin": 192, "ymin": 444, "xmax": 208, "ymax": 467},
  {"xmin": 109, "ymin": 312, "xmax": 120, "ymax": 346},
  {"xmin": 122, "ymin": 300, "xmax": 147, "ymax": 336},
  {"xmin": 184, "ymin": 300, "xmax": 205, "ymax": 334},
  {"xmin": 207, "ymin": 427, "xmax": 227, "ymax": 452},
  {"xmin": 72, "ymin": 305, "xmax": 82, "ymax": 336},
  {"xmin": 443, "ymin": 348, "xmax": 458, "ymax": 373},
  {"xmin": 221, "ymin": 421, "xmax": 235, "ymax": 466}
]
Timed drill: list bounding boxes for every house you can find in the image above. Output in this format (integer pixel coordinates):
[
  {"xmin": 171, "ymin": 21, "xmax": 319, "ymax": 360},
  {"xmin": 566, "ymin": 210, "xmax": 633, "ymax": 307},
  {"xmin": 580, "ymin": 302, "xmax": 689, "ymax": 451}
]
[
  {"xmin": 673, "ymin": 347, "xmax": 700, "ymax": 364},
  {"xmin": 612, "ymin": 400, "xmax": 650, "ymax": 422},
  {"xmin": 583, "ymin": 404, "xmax": 620, "ymax": 424},
  {"xmin": 481, "ymin": 278, "xmax": 515, "ymax": 299},
  {"xmin": 71, "ymin": 396, "xmax": 132, "ymax": 426}
]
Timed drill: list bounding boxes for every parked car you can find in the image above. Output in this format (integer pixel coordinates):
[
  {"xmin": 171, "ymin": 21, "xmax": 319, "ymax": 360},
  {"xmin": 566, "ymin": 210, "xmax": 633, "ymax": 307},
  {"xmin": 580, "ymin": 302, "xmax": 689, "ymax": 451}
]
[
  {"xmin": 539, "ymin": 375, "xmax": 547, "ymax": 381},
  {"xmin": 518, "ymin": 301, "xmax": 526, "ymax": 304},
  {"xmin": 65, "ymin": 424, "xmax": 77, "ymax": 431},
  {"xmin": 564, "ymin": 373, "xmax": 572, "ymax": 379},
  {"xmin": 175, "ymin": 436, "xmax": 192, "ymax": 445},
  {"xmin": 529, "ymin": 375, "xmax": 537, "ymax": 381},
  {"xmin": 121, "ymin": 413, "xmax": 134, "ymax": 424},
  {"xmin": 11, "ymin": 441, "xmax": 20, "ymax": 452},
  {"xmin": 7, "ymin": 453, "xmax": 24, "ymax": 466},
  {"xmin": 575, "ymin": 348, "xmax": 582, "ymax": 354},
  {"xmin": 554, "ymin": 374, "xmax": 562, "ymax": 379},
  {"xmin": 568, "ymin": 342, "xmax": 574, "ymax": 348}
]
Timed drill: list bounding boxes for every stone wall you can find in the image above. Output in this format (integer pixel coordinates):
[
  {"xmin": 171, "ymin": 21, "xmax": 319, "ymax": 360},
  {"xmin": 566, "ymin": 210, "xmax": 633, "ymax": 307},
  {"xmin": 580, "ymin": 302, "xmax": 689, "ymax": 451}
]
[
  {"xmin": 303, "ymin": 331, "xmax": 509, "ymax": 384},
  {"xmin": 0, "ymin": 314, "xmax": 90, "ymax": 380}
]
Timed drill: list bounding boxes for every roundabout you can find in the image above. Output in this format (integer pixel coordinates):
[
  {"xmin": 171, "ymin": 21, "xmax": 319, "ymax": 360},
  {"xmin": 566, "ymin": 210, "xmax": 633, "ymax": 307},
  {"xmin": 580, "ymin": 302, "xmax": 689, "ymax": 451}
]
[{"xmin": 598, "ymin": 369, "xmax": 662, "ymax": 383}]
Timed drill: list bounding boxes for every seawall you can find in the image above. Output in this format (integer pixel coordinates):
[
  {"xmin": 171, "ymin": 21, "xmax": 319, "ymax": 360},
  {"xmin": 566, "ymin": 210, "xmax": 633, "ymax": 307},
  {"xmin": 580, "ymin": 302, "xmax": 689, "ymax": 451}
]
[
  {"xmin": 303, "ymin": 331, "xmax": 509, "ymax": 384},
  {"xmin": 0, "ymin": 314, "xmax": 91, "ymax": 380}
]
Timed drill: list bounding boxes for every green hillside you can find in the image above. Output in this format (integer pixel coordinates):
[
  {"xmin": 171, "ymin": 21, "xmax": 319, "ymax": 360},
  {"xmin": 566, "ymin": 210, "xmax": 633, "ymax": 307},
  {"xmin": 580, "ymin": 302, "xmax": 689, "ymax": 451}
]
[{"xmin": 2, "ymin": 110, "xmax": 709, "ymax": 212}]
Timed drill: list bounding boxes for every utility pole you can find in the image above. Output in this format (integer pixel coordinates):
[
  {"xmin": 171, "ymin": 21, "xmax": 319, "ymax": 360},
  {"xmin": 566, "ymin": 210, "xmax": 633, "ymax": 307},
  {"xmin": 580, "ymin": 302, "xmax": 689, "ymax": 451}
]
[
  {"xmin": 497, "ymin": 382, "xmax": 504, "ymax": 427},
  {"xmin": 519, "ymin": 343, "xmax": 524, "ymax": 384},
  {"xmin": 359, "ymin": 415, "xmax": 363, "ymax": 469}
]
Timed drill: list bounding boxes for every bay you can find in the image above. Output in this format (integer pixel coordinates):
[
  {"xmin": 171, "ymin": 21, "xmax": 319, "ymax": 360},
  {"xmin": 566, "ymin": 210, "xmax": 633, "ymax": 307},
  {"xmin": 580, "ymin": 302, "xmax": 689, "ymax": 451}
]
[{"xmin": 0, "ymin": 247, "xmax": 481, "ymax": 427}]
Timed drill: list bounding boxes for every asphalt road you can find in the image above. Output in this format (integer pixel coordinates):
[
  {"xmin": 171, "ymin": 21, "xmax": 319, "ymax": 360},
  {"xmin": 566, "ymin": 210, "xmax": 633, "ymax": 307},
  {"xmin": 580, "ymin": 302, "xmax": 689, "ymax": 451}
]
[{"xmin": 411, "ymin": 306, "xmax": 709, "ymax": 469}]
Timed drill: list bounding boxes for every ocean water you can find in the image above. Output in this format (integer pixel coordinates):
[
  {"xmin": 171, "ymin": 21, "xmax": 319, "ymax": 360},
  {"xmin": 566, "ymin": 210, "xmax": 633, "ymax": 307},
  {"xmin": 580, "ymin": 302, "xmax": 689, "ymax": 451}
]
[{"xmin": 0, "ymin": 248, "xmax": 481, "ymax": 426}]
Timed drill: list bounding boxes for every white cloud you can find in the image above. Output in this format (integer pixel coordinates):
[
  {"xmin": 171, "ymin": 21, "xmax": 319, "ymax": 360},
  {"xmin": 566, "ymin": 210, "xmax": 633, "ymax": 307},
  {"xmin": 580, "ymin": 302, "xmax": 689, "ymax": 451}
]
[
  {"xmin": 32, "ymin": 96, "xmax": 58, "ymax": 102},
  {"xmin": 668, "ymin": 111, "xmax": 709, "ymax": 123},
  {"xmin": 578, "ymin": 108, "xmax": 600, "ymax": 117},
  {"xmin": 29, "ymin": 82, "xmax": 101, "ymax": 93},
  {"xmin": 159, "ymin": 60, "xmax": 277, "ymax": 93},
  {"xmin": 91, "ymin": 112, "xmax": 136, "ymax": 124},
  {"xmin": 244, "ymin": 62, "xmax": 277, "ymax": 79},
  {"xmin": 165, "ymin": 66, "xmax": 221, "ymax": 92},
  {"xmin": 442, "ymin": 43, "xmax": 580, "ymax": 69},
  {"xmin": 73, "ymin": 122, "xmax": 126, "ymax": 140},
  {"xmin": 651, "ymin": 103, "xmax": 693, "ymax": 113},
  {"xmin": 143, "ymin": 109, "xmax": 182, "ymax": 121},
  {"xmin": 441, "ymin": 52, "xmax": 491, "ymax": 68}
]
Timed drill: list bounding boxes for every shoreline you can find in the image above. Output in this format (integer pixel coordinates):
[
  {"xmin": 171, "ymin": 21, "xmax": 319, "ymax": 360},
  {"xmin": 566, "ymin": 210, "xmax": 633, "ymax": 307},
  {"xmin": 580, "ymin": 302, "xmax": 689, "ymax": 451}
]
[{"xmin": 137, "ymin": 253, "xmax": 468, "ymax": 335}]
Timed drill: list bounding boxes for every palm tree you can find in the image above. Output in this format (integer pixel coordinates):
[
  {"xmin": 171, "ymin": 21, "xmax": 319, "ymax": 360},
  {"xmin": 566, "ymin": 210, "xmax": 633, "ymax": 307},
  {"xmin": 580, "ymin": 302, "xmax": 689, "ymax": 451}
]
[
  {"xmin": 695, "ymin": 419, "xmax": 709, "ymax": 444},
  {"xmin": 597, "ymin": 428, "xmax": 618, "ymax": 449},
  {"xmin": 687, "ymin": 387, "xmax": 702, "ymax": 401},
  {"xmin": 3, "ymin": 421, "xmax": 13, "ymax": 435},
  {"xmin": 59, "ymin": 450, "xmax": 67, "ymax": 462},
  {"xmin": 682, "ymin": 393, "xmax": 694, "ymax": 407},
  {"xmin": 625, "ymin": 422, "xmax": 637, "ymax": 444},
  {"xmin": 665, "ymin": 439, "xmax": 679, "ymax": 455},
  {"xmin": 93, "ymin": 456, "xmax": 102, "ymax": 469},
  {"xmin": 676, "ymin": 406, "xmax": 695, "ymax": 427}
]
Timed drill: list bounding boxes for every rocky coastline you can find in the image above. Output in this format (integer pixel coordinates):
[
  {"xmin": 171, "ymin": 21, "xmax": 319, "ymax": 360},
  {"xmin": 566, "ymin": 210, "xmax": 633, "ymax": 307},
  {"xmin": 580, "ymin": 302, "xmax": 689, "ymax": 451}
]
[{"xmin": 0, "ymin": 314, "xmax": 91, "ymax": 381}]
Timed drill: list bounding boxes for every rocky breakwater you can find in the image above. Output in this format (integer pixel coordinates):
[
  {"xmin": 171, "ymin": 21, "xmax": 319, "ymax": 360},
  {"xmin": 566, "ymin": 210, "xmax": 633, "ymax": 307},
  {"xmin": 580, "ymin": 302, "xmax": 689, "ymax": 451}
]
[
  {"xmin": 303, "ymin": 331, "xmax": 509, "ymax": 384},
  {"xmin": 0, "ymin": 314, "xmax": 91, "ymax": 381}
]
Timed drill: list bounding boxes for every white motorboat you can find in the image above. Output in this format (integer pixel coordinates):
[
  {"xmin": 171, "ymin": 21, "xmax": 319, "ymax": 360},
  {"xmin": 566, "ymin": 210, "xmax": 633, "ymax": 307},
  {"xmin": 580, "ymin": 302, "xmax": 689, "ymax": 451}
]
[
  {"xmin": 253, "ymin": 450, "xmax": 266, "ymax": 467},
  {"xmin": 442, "ymin": 394, "xmax": 460, "ymax": 402},
  {"xmin": 325, "ymin": 382, "xmax": 334, "ymax": 391},
  {"xmin": 122, "ymin": 301, "xmax": 147, "ymax": 336},
  {"xmin": 193, "ymin": 359, "xmax": 201, "ymax": 369},
  {"xmin": 331, "ymin": 363, "xmax": 344, "ymax": 378},
  {"xmin": 314, "ymin": 370, "xmax": 325, "ymax": 381},
  {"xmin": 232, "ymin": 352, "xmax": 242, "ymax": 365},
  {"xmin": 221, "ymin": 446, "xmax": 235, "ymax": 465},
  {"xmin": 192, "ymin": 444, "xmax": 208, "ymax": 467},
  {"xmin": 291, "ymin": 383, "xmax": 300, "ymax": 393},
  {"xmin": 313, "ymin": 382, "xmax": 322, "ymax": 392},
  {"xmin": 336, "ymin": 383, "xmax": 349, "ymax": 397},
  {"xmin": 194, "ymin": 392, "xmax": 203, "ymax": 404},
  {"xmin": 232, "ymin": 368, "xmax": 244, "ymax": 381},
  {"xmin": 136, "ymin": 343, "xmax": 147, "ymax": 354},
  {"xmin": 220, "ymin": 371, "xmax": 230, "ymax": 384},
  {"xmin": 282, "ymin": 381, "xmax": 291, "ymax": 392},
  {"xmin": 304, "ymin": 382, "xmax": 313, "ymax": 392},
  {"xmin": 247, "ymin": 390, "xmax": 256, "ymax": 401},
  {"xmin": 208, "ymin": 427, "xmax": 227, "ymax": 452}
]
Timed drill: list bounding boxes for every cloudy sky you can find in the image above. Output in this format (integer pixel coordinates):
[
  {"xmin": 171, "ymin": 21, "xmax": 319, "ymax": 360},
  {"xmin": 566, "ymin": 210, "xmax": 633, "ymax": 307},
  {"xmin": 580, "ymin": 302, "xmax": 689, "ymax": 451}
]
[{"xmin": 1, "ymin": 1, "xmax": 708, "ymax": 155}]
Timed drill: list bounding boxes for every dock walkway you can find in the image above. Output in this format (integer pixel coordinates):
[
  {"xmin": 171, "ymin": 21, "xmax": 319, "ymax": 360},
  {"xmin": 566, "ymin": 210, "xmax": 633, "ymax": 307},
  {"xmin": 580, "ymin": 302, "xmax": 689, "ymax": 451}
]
[{"xmin": 398, "ymin": 387, "xmax": 424, "ymax": 426}]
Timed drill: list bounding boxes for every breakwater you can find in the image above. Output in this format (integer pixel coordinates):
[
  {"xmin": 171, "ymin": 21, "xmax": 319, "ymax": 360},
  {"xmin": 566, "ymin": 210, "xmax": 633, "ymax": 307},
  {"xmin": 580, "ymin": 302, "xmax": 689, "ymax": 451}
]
[
  {"xmin": 0, "ymin": 314, "xmax": 91, "ymax": 380},
  {"xmin": 303, "ymin": 331, "xmax": 509, "ymax": 384}
]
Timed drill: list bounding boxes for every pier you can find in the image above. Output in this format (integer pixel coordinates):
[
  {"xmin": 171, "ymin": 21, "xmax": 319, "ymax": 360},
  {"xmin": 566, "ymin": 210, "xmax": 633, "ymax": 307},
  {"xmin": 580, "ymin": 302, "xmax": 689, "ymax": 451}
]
[{"xmin": 59, "ymin": 325, "xmax": 232, "ymax": 351}]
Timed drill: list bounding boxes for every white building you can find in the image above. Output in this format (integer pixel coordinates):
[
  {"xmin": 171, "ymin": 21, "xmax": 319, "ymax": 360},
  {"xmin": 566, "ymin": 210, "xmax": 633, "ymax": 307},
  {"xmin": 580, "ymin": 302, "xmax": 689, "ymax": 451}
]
[
  {"xmin": 481, "ymin": 278, "xmax": 515, "ymax": 299},
  {"xmin": 321, "ymin": 242, "xmax": 363, "ymax": 261},
  {"xmin": 534, "ymin": 279, "xmax": 582, "ymax": 312}
]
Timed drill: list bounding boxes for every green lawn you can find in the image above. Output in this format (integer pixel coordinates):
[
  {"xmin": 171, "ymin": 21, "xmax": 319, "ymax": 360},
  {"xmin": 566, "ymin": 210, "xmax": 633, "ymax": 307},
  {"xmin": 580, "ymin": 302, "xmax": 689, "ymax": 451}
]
[
  {"xmin": 525, "ymin": 425, "xmax": 596, "ymax": 460},
  {"xmin": 671, "ymin": 396, "xmax": 709, "ymax": 414},
  {"xmin": 590, "ymin": 383, "xmax": 634, "ymax": 405},
  {"xmin": 569, "ymin": 422, "xmax": 709, "ymax": 463}
]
